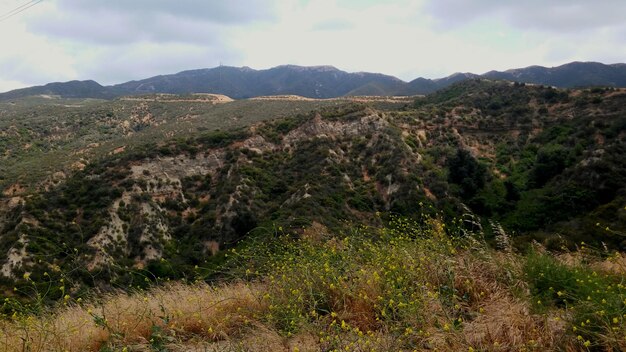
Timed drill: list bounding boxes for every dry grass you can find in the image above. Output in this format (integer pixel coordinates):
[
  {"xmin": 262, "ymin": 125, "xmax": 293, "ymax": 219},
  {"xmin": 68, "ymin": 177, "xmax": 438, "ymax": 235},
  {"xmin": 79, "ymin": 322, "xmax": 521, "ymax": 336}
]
[
  {"xmin": 462, "ymin": 294, "xmax": 567, "ymax": 350},
  {"xmin": 594, "ymin": 252, "xmax": 626, "ymax": 275},
  {"xmin": 1, "ymin": 282, "xmax": 267, "ymax": 351},
  {"xmin": 558, "ymin": 250, "xmax": 626, "ymax": 276},
  {"xmin": 2, "ymin": 220, "xmax": 624, "ymax": 351},
  {"xmin": 417, "ymin": 249, "xmax": 571, "ymax": 351}
]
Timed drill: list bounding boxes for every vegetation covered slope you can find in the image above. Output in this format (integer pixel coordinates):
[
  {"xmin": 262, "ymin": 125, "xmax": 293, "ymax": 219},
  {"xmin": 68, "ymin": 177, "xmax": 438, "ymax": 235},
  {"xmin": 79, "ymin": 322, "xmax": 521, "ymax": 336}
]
[
  {"xmin": 0, "ymin": 94, "xmax": 348, "ymax": 192},
  {"xmin": 0, "ymin": 80, "xmax": 624, "ymax": 299},
  {"xmin": 2, "ymin": 217, "xmax": 625, "ymax": 351}
]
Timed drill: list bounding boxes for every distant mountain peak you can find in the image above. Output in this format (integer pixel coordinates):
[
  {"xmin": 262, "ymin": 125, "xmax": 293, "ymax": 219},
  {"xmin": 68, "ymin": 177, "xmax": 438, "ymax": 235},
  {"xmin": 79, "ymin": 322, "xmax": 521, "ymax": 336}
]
[
  {"xmin": 1, "ymin": 61, "xmax": 625, "ymax": 101},
  {"xmin": 275, "ymin": 64, "xmax": 340, "ymax": 72},
  {"xmin": 484, "ymin": 61, "xmax": 626, "ymax": 88},
  {"xmin": 433, "ymin": 72, "xmax": 476, "ymax": 82}
]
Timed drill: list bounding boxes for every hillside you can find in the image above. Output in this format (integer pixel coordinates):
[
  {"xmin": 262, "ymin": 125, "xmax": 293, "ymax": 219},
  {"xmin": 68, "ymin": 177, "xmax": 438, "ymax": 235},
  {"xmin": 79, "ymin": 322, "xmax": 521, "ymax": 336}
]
[
  {"xmin": 0, "ymin": 80, "xmax": 112, "ymax": 101},
  {"xmin": 0, "ymin": 80, "xmax": 624, "ymax": 291},
  {"xmin": 2, "ymin": 218, "xmax": 625, "ymax": 351},
  {"xmin": 2, "ymin": 62, "xmax": 626, "ymax": 101},
  {"xmin": 0, "ymin": 78, "xmax": 625, "ymax": 351},
  {"xmin": 484, "ymin": 62, "xmax": 626, "ymax": 88},
  {"xmin": 0, "ymin": 94, "xmax": 354, "ymax": 194}
]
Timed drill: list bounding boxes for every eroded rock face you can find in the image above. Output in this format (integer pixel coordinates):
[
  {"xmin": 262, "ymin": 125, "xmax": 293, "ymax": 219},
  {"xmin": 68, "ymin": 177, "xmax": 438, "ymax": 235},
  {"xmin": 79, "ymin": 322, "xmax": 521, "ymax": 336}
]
[
  {"xmin": 0, "ymin": 151, "xmax": 234, "ymax": 275},
  {"xmin": 0, "ymin": 196, "xmax": 40, "ymax": 278},
  {"xmin": 283, "ymin": 111, "xmax": 388, "ymax": 146},
  {"xmin": 1, "ymin": 234, "xmax": 28, "ymax": 278},
  {"xmin": 241, "ymin": 135, "xmax": 275, "ymax": 154},
  {"xmin": 84, "ymin": 195, "xmax": 174, "ymax": 270},
  {"xmin": 130, "ymin": 151, "xmax": 226, "ymax": 181},
  {"xmin": 5, "ymin": 197, "xmax": 23, "ymax": 209},
  {"xmin": 2, "ymin": 184, "xmax": 26, "ymax": 197},
  {"xmin": 83, "ymin": 152, "xmax": 230, "ymax": 270}
]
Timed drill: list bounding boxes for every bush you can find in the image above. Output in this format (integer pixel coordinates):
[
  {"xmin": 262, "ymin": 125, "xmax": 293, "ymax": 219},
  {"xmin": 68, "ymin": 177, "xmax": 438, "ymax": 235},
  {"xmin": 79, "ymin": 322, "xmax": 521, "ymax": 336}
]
[
  {"xmin": 524, "ymin": 250, "xmax": 626, "ymax": 349},
  {"xmin": 447, "ymin": 148, "xmax": 486, "ymax": 200}
]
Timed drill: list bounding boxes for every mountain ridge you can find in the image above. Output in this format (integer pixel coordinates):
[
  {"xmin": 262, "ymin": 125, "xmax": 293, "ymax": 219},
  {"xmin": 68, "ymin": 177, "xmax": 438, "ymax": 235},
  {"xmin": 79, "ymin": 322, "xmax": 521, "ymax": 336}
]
[{"xmin": 1, "ymin": 61, "xmax": 626, "ymax": 101}]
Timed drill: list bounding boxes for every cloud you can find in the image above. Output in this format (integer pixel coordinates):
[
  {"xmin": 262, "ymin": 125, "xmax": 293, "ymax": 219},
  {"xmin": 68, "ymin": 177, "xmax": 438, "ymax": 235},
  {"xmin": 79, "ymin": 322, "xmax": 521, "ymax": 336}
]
[
  {"xmin": 0, "ymin": 19, "xmax": 77, "ymax": 87},
  {"xmin": 0, "ymin": 78, "xmax": 27, "ymax": 93},
  {"xmin": 0, "ymin": 0, "xmax": 625, "ymax": 92},
  {"xmin": 57, "ymin": 0, "xmax": 277, "ymax": 24},
  {"xmin": 312, "ymin": 19, "xmax": 353, "ymax": 31},
  {"xmin": 77, "ymin": 43, "xmax": 241, "ymax": 85},
  {"xmin": 425, "ymin": 0, "xmax": 626, "ymax": 32},
  {"xmin": 231, "ymin": 0, "xmax": 539, "ymax": 79},
  {"xmin": 30, "ymin": 11, "xmax": 228, "ymax": 45},
  {"xmin": 27, "ymin": 0, "xmax": 279, "ymax": 45},
  {"xmin": 4, "ymin": 0, "xmax": 274, "ymax": 86}
]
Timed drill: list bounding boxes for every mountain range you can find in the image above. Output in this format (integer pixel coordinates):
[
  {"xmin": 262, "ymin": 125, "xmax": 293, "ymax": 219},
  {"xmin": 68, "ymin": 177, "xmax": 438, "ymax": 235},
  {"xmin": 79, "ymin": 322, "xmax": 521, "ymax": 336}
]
[{"xmin": 1, "ymin": 61, "xmax": 626, "ymax": 101}]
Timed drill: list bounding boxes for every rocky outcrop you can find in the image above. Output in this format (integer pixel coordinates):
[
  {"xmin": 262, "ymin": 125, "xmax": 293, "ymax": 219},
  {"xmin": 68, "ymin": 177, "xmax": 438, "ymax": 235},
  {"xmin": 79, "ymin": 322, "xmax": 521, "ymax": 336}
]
[{"xmin": 283, "ymin": 111, "xmax": 388, "ymax": 146}]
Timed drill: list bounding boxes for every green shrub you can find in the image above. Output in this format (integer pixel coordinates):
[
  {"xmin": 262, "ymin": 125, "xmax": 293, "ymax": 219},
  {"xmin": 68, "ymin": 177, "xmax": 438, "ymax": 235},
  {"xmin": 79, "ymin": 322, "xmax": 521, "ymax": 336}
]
[{"xmin": 524, "ymin": 250, "xmax": 626, "ymax": 349}]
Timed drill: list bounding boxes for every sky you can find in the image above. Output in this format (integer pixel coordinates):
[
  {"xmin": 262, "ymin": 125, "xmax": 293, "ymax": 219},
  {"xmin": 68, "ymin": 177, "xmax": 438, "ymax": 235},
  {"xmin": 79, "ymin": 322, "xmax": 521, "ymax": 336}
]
[{"xmin": 0, "ymin": 0, "xmax": 625, "ymax": 92}]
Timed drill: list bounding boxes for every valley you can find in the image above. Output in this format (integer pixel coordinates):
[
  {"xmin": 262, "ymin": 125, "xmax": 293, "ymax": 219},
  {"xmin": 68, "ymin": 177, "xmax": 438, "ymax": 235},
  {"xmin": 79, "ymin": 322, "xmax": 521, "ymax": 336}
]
[
  {"xmin": 1, "ymin": 79, "xmax": 624, "ymax": 283},
  {"xmin": 0, "ymin": 79, "xmax": 624, "ymax": 351}
]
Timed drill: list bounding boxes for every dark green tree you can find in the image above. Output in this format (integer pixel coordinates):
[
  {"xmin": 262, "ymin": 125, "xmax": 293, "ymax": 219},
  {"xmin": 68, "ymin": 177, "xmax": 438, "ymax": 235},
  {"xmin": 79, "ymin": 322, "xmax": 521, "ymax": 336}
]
[{"xmin": 447, "ymin": 148, "xmax": 486, "ymax": 200}]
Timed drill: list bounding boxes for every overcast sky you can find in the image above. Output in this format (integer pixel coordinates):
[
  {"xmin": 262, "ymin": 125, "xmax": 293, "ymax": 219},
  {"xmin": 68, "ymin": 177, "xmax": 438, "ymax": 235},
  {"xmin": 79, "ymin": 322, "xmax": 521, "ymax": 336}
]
[{"xmin": 0, "ymin": 0, "xmax": 625, "ymax": 91}]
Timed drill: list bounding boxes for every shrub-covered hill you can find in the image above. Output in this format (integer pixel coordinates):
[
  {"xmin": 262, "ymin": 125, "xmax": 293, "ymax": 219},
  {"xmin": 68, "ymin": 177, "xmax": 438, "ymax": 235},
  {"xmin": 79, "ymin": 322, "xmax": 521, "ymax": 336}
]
[
  {"xmin": 0, "ymin": 94, "xmax": 350, "ymax": 193},
  {"xmin": 2, "ymin": 217, "xmax": 626, "ymax": 351},
  {"xmin": 0, "ymin": 80, "xmax": 624, "ymax": 293}
]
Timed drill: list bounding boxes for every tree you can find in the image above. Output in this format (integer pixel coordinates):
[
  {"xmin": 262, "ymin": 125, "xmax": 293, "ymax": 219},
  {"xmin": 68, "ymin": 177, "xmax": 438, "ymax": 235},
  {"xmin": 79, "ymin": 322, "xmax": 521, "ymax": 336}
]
[{"xmin": 447, "ymin": 148, "xmax": 486, "ymax": 200}]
